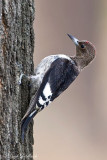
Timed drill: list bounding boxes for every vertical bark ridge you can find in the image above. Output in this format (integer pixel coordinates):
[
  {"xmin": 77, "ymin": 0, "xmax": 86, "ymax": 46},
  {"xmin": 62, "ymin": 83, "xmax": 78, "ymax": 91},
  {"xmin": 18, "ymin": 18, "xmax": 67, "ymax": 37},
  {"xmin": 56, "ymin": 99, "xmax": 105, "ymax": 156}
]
[{"xmin": 0, "ymin": 0, "xmax": 35, "ymax": 159}]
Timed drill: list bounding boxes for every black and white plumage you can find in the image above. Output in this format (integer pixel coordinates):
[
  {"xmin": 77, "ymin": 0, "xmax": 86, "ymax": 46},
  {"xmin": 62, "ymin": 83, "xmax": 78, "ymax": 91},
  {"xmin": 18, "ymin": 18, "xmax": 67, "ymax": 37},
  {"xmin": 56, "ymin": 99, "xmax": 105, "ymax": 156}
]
[{"xmin": 21, "ymin": 34, "xmax": 96, "ymax": 141}]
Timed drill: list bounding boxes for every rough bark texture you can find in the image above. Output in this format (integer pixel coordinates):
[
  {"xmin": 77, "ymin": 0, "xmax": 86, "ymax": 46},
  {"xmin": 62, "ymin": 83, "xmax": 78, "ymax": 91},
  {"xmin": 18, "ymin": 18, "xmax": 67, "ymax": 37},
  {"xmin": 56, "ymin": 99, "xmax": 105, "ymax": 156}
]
[{"xmin": 0, "ymin": 0, "xmax": 35, "ymax": 159}]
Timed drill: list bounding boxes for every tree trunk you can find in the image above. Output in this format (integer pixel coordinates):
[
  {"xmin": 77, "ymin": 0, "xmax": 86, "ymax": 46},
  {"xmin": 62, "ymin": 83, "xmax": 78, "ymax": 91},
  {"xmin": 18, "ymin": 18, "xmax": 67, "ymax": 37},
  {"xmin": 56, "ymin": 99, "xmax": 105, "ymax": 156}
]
[{"xmin": 0, "ymin": 0, "xmax": 35, "ymax": 159}]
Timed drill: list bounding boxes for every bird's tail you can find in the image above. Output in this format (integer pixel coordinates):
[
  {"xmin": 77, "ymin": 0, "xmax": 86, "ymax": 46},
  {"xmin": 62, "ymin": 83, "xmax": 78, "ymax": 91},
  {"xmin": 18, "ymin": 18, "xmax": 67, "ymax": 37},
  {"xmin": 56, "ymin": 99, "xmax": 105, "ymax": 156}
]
[{"xmin": 21, "ymin": 110, "xmax": 38, "ymax": 142}]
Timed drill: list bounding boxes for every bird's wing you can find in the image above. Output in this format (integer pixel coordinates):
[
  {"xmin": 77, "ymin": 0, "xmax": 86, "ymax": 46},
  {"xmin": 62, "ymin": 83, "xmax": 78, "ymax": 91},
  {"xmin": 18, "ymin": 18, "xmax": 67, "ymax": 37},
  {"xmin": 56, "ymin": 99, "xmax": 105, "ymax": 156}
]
[
  {"xmin": 33, "ymin": 58, "xmax": 79, "ymax": 110},
  {"xmin": 21, "ymin": 58, "xmax": 79, "ymax": 141},
  {"xmin": 47, "ymin": 58, "xmax": 79, "ymax": 101}
]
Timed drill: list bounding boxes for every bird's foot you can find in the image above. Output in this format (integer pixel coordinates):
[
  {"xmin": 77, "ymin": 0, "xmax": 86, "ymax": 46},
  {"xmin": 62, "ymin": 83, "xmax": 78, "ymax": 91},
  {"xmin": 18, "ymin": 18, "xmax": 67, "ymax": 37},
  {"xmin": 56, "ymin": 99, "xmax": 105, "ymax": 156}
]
[
  {"xmin": 19, "ymin": 74, "xmax": 25, "ymax": 85},
  {"xmin": 19, "ymin": 73, "xmax": 31, "ymax": 85}
]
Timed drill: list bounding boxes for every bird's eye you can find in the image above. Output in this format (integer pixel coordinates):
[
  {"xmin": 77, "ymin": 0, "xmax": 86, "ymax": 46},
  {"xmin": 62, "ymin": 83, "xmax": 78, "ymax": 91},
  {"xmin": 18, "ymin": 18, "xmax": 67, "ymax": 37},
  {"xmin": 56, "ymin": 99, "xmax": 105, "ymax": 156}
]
[{"xmin": 81, "ymin": 44, "xmax": 85, "ymax": 49}]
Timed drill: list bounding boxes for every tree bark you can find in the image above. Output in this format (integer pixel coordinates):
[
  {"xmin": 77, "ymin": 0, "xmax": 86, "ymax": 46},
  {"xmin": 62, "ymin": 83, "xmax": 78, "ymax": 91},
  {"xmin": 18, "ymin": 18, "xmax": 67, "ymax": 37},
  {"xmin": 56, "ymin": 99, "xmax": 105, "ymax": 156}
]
[{"xmin": 0, "ymin": 0, "xmax": 35, "ymax": 159}]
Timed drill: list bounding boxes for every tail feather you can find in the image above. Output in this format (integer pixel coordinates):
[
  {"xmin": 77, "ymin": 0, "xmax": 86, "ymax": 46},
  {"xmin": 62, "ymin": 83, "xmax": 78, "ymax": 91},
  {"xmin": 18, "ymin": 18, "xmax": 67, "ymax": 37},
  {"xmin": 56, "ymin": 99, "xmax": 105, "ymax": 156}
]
[{"xmin": 21, "ymin": 110, "xmax": 38, "ymax": 142}]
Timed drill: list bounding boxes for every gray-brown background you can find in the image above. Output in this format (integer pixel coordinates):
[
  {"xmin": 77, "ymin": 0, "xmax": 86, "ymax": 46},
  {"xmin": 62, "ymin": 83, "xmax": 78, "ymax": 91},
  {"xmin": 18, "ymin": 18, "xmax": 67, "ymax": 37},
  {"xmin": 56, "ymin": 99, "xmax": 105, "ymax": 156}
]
[{"xmin": 33, "ymin": 0, "xmax": 107, "ymax": 159}]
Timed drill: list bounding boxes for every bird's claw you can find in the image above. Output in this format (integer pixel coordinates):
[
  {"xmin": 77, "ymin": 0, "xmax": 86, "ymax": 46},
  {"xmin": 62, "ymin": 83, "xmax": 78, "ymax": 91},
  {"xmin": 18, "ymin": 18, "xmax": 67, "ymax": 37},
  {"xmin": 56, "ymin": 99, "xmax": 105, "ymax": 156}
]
[{"xmin": 19, "ymin": 73, "xmax": 25, "ymax": 85}]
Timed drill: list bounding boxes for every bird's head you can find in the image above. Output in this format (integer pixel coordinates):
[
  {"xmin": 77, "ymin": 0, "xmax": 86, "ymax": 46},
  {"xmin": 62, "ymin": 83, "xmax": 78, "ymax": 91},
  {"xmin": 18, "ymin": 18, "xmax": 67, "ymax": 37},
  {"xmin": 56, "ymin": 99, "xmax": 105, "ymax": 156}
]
[{"xmin": 67, "ymin": 34, "xmax": 96, "ymax": 69}]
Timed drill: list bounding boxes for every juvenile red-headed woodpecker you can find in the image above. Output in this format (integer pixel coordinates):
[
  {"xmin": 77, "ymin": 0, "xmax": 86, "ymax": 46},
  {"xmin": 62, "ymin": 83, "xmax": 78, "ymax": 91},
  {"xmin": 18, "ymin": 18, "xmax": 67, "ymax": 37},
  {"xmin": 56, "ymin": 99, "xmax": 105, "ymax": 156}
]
[{"xmin": 21, "ymin": 34, "xmax": 96, "ymax": 141}]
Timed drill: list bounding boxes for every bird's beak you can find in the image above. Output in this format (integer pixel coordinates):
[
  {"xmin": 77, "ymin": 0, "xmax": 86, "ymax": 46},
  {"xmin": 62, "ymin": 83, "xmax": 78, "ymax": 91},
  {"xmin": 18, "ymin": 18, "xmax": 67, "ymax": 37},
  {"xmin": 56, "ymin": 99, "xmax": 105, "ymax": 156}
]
[{"xmin": 67, "ymin": 34, "xmax": 79, "ymax": 46}]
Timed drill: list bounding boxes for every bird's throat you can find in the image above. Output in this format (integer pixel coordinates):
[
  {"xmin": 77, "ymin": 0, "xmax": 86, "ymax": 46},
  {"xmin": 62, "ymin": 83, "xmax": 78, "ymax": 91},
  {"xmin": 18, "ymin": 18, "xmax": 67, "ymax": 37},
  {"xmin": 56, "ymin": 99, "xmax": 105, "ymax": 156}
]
[{"xmin": 72, "ymin": 56, "xmax": 89, "ymax": 70}]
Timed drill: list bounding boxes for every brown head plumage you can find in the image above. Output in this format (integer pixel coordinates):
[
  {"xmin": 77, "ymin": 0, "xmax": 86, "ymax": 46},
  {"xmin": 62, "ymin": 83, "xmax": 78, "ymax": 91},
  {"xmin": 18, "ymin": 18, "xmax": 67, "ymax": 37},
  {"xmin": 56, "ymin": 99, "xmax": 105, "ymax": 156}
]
[{"xmin": 67, "ymin": 34, "xmax": 96, "ymax": 70}]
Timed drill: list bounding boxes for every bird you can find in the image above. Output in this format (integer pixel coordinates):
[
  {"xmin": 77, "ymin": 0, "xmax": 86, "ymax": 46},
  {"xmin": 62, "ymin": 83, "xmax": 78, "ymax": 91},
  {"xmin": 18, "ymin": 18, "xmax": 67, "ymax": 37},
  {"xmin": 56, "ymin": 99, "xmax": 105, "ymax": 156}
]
[{"xmin": 21, "ymin": 34, "xmax": 96, "ymax": 141}]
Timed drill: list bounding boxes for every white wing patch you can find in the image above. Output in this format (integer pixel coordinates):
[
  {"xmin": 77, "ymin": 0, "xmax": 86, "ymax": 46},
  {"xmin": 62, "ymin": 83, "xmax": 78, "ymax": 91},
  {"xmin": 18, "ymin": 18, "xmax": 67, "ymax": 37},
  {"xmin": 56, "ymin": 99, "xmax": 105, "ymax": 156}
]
[
  {"xmin": 43, "ymin": 82, "xmax": 52, "ymax": 99},
  {"xmin": 39, "ymin": 96, "xmax": 46, "ymax": 105},
  {"xmin": 38, "ymin": 82, "xmax": 52, "ymax": 107}
]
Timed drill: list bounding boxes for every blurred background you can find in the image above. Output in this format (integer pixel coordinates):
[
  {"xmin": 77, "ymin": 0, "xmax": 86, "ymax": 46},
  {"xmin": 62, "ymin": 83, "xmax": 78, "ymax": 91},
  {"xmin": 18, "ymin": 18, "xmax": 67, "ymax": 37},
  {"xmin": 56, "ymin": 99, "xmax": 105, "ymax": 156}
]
[{"xmin": 33, "ymin": 0, "xmax": 107, "ymax": 159}]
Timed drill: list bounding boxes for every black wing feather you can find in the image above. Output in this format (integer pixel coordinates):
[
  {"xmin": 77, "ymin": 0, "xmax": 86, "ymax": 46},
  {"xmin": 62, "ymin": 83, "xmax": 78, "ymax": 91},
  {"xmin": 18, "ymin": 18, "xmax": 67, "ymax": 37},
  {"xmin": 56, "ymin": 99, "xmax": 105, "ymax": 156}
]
[{"xmin": 48, "ymin": 58, "xmax": 79, "ymax": 100}]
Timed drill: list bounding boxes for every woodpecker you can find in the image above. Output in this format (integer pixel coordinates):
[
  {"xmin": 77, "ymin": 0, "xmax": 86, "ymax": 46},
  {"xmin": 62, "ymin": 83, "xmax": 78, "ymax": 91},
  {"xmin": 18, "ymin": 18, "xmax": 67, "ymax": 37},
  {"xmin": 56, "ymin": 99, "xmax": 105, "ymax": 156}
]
[{"xmin": 21, "ymin": 34, "xmax": 96, "ymax": 141}]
